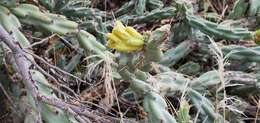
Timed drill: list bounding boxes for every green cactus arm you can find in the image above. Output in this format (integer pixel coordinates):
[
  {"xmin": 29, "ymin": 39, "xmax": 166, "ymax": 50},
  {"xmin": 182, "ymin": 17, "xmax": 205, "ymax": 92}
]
[
  {"xmin": 191, "ymin": 70, "xmax": 258, "ymax": 90},
  {"xmin": 76, "ymin": 30, "xmax": 108, "ymax": 57},
  {"xmin": 114, "ymin": 0, "xmax": 135, "ymax": 17},
  {"xmin": 118, "ymin": 7, "xmax": 176, "ymax": 25},
  {"xmin": 61, "ymin": 7, "xmax": 107, "ymax": 19},
  {"xmin": 186, "ymin": 14, "xmax": 253, "ymax": 40},
  {"xmin": 144, "ymin": 25, "xmax": 170, "ymax": 61},
  {"xmin": 222, "ymin": 45, "xmax": 260, "ymax": 62},
  {"xmin": 0, "ymin": 24, "xmax": 79, "ymax": 123},
  {"xmin": 140, "ymin": 25, "xmax": 170, "ymax": 71},
  {"xmin": 134, "ymin": 0, "xmax": 147, "ymax": 15},
  {"xmin": 228, "ymin": 0, "xmax": 248, "ymax": 19},
  {"xmin": 156, "ymin": 71, "xmax": 220, "ymax": 122},
  {"xmin": 188, "ymin": 89, "xmax": 224, "ymax": 123},
  {"xmin": 156, "ymin": 70, "xmax": 257, "ymax": 122},
  {"xmin": 129, "ymin": 76, "xmax": 177, "ymax": 123},
  {"xmin": 143, "ymin": 92, "xmax": 177, "ymax": 123},
  {"xmin": 38, "ymin": 0, "xmax": 55, "ymax": 11},
  {"xmin": 118, "ymin": 60, "xmax": 177, "ymax": 123},
  {"xmin": 8, "ymin": 3, "xmax": 110, "ymax": 59},
  {"xmin": 177, "ymin": 100, "xmax": 190, "ymax": 123},
  {"xmin": 0, "ymin": 5, "xmax": 32, "ymax": 50},
  {"xmin": 54, "ymin": 0, "xmax": 70, "ymax": 11},
  {"xmin": 60, "ymin": 6, "xmax": 108, "ymax": 43},
  {"xmin": 248, "ymin": 0, "xmax": 260, "ymax": 16},
  {"xmin": 177, "ymin": 61, "xmax": 200, "ymax": 75},
  {"xmin": 147, "ymin": 0, "xmax": 164, "ymax": 10},
  {"xmin": 31, "ymin": 70, "xmax": 77, "ymax": 123},
  {"xmin": 157, "ymin": 71, "xmax": 190, "ymax": 95},
  {"xmin": 0, "ymin": 0, "xmax": 16, "ymax": 7},
  {"xmin": 169, "ymin": 20, "xmax": 191, "ymax": 45},
  {"xmin": 64, "ymin": 50, "xmax": 84, "ymax": 72},
  {"xmin": 94, "ymin": 17, "xmax": 108, "ymax": 44},
  {"xmin": 10, "ymin": 4, "xmax": 78, "ymax": 35},
  {"xmin": 229, "ymin": 85, "xmax": 260, "ymax": 96},
  {"xmin": 191, "ymin": 70, "xmax": 220, "ymax": 89},
  {"xmin": 0, "ymin": 6, "xmax": 20, "ymax": 32},
  {"xmin": 160, "ymin": 40, "xmax": 195, "ymax": 67}
]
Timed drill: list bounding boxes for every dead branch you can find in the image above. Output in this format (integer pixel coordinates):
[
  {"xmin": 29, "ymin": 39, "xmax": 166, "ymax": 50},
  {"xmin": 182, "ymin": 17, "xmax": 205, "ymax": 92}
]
[{"xmin": 0, "ymin": 25, "xmax": 110, "ymax": 123}]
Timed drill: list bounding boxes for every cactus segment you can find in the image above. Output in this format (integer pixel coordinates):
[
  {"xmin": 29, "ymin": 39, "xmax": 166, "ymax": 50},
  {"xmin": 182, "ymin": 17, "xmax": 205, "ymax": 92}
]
[
  {"xmin": 186, "ymin": 14, "xmax": 253, "ymax": 40},
  {"xmin": 160, "ymin": 41, "xmax": 194, "ymax": 67},
  {"xmin": 134, "ymin": 0, "xmax": 146, "ymax": 15},
  {"xmin": 11, "ymin": 4, "xmax": 78, "ymax": 35},
  {"xmin": 77, "ymin": 30, "xmax": 106, "ymax": 56},
  {"xmin": 143, "ymin": 92, "xmax": 177, "ymax": 123},
  {"xmin": 228, "ymin": 0, "xmax": 248, "ymax": 19}
]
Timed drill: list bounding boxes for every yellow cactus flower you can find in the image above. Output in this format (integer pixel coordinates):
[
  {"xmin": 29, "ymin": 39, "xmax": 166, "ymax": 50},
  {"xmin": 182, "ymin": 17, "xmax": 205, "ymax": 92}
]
[
  {"xmin": 107, "ymin": 20, "xmax": 144, "ymax": 52},
  {"xmin": 255, "ymin": 29, "xmax": 260, "ymax": 44}
]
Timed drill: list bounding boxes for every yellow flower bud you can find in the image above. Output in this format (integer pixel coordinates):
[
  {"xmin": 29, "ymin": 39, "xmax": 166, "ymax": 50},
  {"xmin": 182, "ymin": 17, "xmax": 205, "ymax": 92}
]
[
  {"xmin": 125, "ymin": 27, "xmax": 143, "ymax": 39},
  {"xmin": 106, "ymin": 20, "xmax": 144, "ymax": 52}
]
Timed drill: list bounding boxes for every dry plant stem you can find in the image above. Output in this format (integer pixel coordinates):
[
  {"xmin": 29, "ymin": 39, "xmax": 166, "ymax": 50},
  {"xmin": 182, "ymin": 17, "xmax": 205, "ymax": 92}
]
[
  {"xmin": 0, "ymin": 25, "xmax": 43, "ymax": 123},
  {"xmin": 67, "ymin": 108, "xmax": 88, "ymax": 123},
  {"xmin": 208, "ymin": 36, "xmax": 226, "ymax": 121},
  {"xmin": 79, "ymin": 100, "xmax": 118, "ymax": 116},
  {"xmin": 26, "ymin": 34, "xmax": 57, "ymax": 48},
  {"xmin": 0, "ymin": 25, "xmax": 109, "ymax": 123},
  {"xmin": 23, "ymin": 49, "xmax": 90, "ymax": 85},
  {"xmin": 27, "ymin": 57, "xmax": 80, "ymax": 99},
  {"xmin": 255, "ymin": 100, "xmax": 260, "ymax": 123},
  {"xmin": 39, "ymin": 95, "xmax": 107, "ymax": 123},
  {"xmin": 57, "ymin": 35, "xmax": 82, "ymax": 52},
  {"xmin": 218, "ymin": 5, "xmax": 228, "ymax": 22},
  {"xmin": 0, "ymin": 80, "xmax": 16, "ymax": 111}
]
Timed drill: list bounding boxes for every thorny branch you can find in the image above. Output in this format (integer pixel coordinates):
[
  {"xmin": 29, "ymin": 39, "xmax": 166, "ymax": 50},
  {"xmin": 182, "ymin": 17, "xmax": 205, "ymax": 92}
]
[
  {"xmin": 0, "ymin": 25, "xmax": 110, "ymax": 123},
  {"xmin": 0, "ymin": 25, "xmax": 43, "ymax": 123}
]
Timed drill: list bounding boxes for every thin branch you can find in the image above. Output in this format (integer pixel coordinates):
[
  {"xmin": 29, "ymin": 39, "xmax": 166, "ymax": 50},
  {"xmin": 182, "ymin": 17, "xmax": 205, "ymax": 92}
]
[
  {"xmin": 26, "ymin": 56, "xmax": 80, "ymax": 99},
  {"xmin": 0, "ymin": 25, "xmax": 110, "ymax": 123},
  {"xmin": 0, "ymin": 81, "xmax": 16, "ymax": 111},
  {"xmin": 25, "ymin": 34, "xmax": 57, "ymax": 48},
  {"xmin": 23, "ymin": 49, "xmax": 91, "ymax": 85},
  {"xmin": 0, "ymin": 25, "xmax": 43, "ymax": 123}
]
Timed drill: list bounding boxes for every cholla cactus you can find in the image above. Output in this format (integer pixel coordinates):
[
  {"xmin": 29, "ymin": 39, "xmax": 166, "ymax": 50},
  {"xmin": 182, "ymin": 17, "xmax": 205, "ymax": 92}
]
[
  {"xmin": 0, "ymin": 1, "xmax": 260, "ymax": 123},
  {"xmin": 107, "ymin": 20, "xmax": 144, "ymax": 52}
]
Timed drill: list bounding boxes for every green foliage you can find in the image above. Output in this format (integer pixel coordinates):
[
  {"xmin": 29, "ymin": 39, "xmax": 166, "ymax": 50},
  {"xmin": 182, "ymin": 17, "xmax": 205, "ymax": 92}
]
[
  {"xmin": 31, "ymin": 70, "xmax": 77, "ymax": 123},
  {"xmin": 222, "ymin": 45, "xmax": 260, "ymax": 62},
  {"xmin": 11, "ymin": 4, "xmax": 78, "ymax": 35},
  {"xmin": 186, "ymin": 14, "xmax": 253, "ymax": 40},
  {"xmin": 160, "ymin": 41, "xmax": 194, "ymax": 66},
  {"xmin": 147, "ymin": 0, "xmax": 164, "ymax": 10},
  {"xmin": 119, "ymin": 7, "xmax": 176, "ymax": 25},
  {"xmin": 177, "ymin": 100, "xmax": 190, "ymax": 123},
  {"xmin": 0, "ymin": 0, "xmax": 259, "ymax": 123},
  {"xmin": 0, "ymin": 5, "xmax": 30, "ymax": 47},
  {"xmin": 228, "ymin": 0, "xmax": 248, "ymax": 19},
  {"xmin": 188, "ymin": 89, "xmax": 224, "ymax": 123},
  {"xmin": 0, "ymin": 0, "xmax": 16, "ymax": 7},
  {"xmin": 142, "ymin": 24, "xmax": 170, "ymax": 71},
  {"xmin": 135, "ymin": 0, "xmax": 147, "ymax": 15},
  {"xmin": 249, "ymin": 0, "xmax": 260, "ymax": 16},
  {"xmin": 177, "ymin": 61, "xmax": 200, "ymax": 75},
  {"xmin": 143, "ymin": 92, "xmax": 177, "ymax": 123}
]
